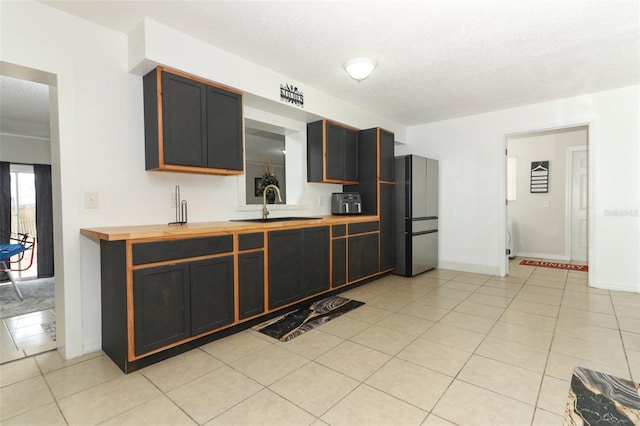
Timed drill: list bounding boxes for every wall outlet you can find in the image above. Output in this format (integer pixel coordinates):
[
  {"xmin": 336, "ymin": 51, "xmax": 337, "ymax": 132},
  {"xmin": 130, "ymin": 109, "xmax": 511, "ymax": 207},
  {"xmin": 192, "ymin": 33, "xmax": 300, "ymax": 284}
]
[{"xmin": 84, "ymin": 192, "xmax": 99, "ymax": 209}]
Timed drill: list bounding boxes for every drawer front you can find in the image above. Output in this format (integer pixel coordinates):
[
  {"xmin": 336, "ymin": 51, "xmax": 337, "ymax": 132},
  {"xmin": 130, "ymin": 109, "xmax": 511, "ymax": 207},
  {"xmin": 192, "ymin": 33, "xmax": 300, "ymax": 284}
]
[
  {"xmin": 238, "ymin": 232, "xmax": 264, "ymax": 251},
  {"xmin": 332, "ymin": 224, "xmax": 347, "ymax": 237},
  {"xmin": 348, "ymin": 221, "xmax": 379, "ymax": 235},
  {"xmin": 133, "ymin": 235, "xmax": 233, "ymax": 265}
]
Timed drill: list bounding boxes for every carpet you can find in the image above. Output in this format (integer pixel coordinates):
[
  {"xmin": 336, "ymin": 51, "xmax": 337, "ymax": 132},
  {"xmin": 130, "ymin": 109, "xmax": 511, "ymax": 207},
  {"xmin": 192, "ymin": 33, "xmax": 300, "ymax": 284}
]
[
  {"xmin": 41, "ymin": 321, "xmax": 57, "ymax": 341},
  {"xmin": 565, "ymin": 367, "xmax": 640, "ymax": 425},
  {"xmin": 0, "ymin": 278, "xmax": 55, "ymax": 319},
  {"xmin": 253, "ymin": 295, "xmax": 364, "ymax": 342},
  {"xmin": 520, "ymin": 259, "xmax": 588, "ymax": 272}
]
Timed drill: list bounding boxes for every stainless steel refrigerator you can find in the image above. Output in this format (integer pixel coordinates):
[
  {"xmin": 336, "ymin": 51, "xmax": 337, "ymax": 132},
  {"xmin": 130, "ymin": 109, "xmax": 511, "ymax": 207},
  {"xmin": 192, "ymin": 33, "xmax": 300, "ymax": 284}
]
[{"xmin": 394, "ymin": 155, "xmax": 438, "ymax": 276}]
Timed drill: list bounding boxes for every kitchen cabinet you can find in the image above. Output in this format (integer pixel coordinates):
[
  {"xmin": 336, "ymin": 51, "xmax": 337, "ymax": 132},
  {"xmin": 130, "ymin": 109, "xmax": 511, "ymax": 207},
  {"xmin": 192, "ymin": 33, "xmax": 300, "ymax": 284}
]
[
  {"xmin": 132, "ymin": 255, "xmax": 234, "ymax": 356},
  {"xmin": 379, "ymin": 183, "xmax": 395, "ymax": 272},
  {"xmin": 238, "ymin": 232, "xmax": 265, "ymax": 320},
  {"xmin": 332, "ymin": 238, "xmax": 347, "ymax": 287},
  {"xmin": 307, "ymin": 120, "xmax": 358, "ymax": 184},
  {"xmin": 86, "ymin": 217, "xmax": 391, "ymax": 373},
  {"xmin": 344, "ymin": 127, "xmax": 395, "ymax": 274},
  {"xmin": 133, "ymin": 263, "xmax": 191, "ymax": 355},
  {"xmin": 348, "ymin": 233, "xmax": 380, "ymax": 282},
  {"xmin": 268, "ymin": 226, "xmax": 330, "ymax": 309},
  {"xmin": 143, "ymin": 66, "xmax": 244, "ymax": 175}
]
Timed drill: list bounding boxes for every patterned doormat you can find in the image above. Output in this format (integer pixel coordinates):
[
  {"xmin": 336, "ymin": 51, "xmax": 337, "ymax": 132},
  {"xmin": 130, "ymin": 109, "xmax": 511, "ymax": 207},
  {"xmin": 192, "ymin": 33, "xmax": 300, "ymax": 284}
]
[
  {"xmin": 520, "ymin": 259, "xmax": 588, "ymax": 272},
  {"xmin": 565, "ymin": 367, "xmax": 640, "ymax": 424},
  {"xmin": 253, "ymin": 296, "xmax": 364, "ymax": 342}
]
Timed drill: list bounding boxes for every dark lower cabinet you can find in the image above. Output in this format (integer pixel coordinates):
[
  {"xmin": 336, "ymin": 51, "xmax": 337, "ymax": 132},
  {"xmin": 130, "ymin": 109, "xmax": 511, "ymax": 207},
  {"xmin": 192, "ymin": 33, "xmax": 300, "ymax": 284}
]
[
  {"xmin": 332, "ymin": 238, "xmax": 347, "ymax": 287},
  {"xmin": 133, "ymin": 263, "xmax": 191, "ymax": 356},
  {"xmin": 133, "ymin": 255, "xmax": 235, "ymax": 356},
  {"xmin": 379, "ymin": 183, "xmax": 395, "ymax": 271},
  {"xmin": 268, "ymin": 227, "xmax": 330, "ymax": 309},
  {"xmin": 238, "ymin": 251, "xmax": 265, "ymax": 319},
  {"xmin": 301, "ymin": 227, "xmax": 330, "ymax": 296},
  {"xmin": 190, "ymin": 256, "xmax": 235, "ymax": 335},
  {"xmin": 348, "ymin": 233, "xmax": 380, "ymax": 282}
]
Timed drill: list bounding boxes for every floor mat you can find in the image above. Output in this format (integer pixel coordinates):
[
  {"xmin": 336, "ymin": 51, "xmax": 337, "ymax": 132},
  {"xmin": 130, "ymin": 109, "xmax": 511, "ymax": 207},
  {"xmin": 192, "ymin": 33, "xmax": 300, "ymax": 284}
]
[
  {"xmin": 565, "ymin": 367, "xmax": 640, "ymax": 424},
  {"xmin": 41, "ymin": 321, "xmax": 57, "ymax": 341},
  {"xmin": 519, "ymin": 259, "xmax": 588, "ymax": 271},
  {"xmin": 253, "ymin": 295, "xmax": 364, "ymax": 342}
]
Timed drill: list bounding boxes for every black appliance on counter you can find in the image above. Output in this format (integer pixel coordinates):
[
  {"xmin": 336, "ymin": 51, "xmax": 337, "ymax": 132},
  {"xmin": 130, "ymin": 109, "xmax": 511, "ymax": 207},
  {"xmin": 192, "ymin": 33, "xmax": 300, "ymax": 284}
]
[
  {"xmin": 394, "ymin": 155, "xmax": 439, "ymax": 276},
  {"xmin": 331, "ymin": 192, "xmax": 362, "ymax": 215}
]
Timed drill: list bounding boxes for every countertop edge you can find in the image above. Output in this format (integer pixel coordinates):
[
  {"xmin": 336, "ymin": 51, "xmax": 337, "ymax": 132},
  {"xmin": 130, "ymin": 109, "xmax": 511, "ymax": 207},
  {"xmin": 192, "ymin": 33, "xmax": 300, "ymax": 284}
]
[{"xmin": 80, "ymin": 215, "xmax": 379, "ymax": 241}]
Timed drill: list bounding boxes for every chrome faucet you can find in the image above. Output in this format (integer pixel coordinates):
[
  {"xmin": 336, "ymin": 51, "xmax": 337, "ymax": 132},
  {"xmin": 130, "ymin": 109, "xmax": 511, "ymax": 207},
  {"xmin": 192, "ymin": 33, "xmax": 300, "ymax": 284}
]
[{"xmin": 262, "ymin": 184, "xmax": 283, "ymax": 219}]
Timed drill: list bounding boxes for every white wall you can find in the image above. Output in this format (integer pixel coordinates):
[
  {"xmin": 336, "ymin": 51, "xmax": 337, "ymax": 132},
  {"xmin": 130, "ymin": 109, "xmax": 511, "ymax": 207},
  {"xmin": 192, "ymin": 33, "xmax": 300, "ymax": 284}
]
[
  {"xmin": 400, "ymin": 85, "xmax": 640, "ymax": 293},
  {"xmin": 507, "ymin": 127, "xmax": 587, "ymax": 259},
  {"xmin": 0, "ymin": 133, "xmax": 51, "ymax": 164}
]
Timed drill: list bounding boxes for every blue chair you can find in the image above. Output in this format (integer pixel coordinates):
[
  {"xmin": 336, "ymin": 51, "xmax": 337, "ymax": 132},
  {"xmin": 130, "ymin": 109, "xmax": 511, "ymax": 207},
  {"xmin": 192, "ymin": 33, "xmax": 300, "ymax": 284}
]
[{"xmin": 0, "ymin": 233, "xmax": 36, "ymax": 300}]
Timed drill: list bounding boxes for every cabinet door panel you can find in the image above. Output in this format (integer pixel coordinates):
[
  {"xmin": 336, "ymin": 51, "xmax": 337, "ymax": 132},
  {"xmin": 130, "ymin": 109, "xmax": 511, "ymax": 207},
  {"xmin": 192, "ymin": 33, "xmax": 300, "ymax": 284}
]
[
  {"xmin": 190, "ymin": 256, "xmax": 235, "ymax": 336},
  {"xmin": 301, "ymin": 227, "xmax": 330, "ymax": 296},
  {"xmin": 343, "ymin": 129, "xmax": 358, "ymax": 182},
  {"xmin": 348, "ymin": 233, "xmax": 380, "ymax": 282},
  {"xmin": 133, "ymin": 263, "xmax": 191, "ymax": 356},
  {"xmin": 380, "ymin": 129, "xmax": 395, "ymax": 182},
  {"xmin": 379, "ymin": 183, "xmax": 395, "ymax": 271},
  {"xmin": 206, "ymin": 86, "xmax": 243, "ymax": 170},
  {"xmin": 332, "ymin": 238, "xmax": 347, "ymax": 287},
  {"xmin": 238, "ymin": 251, "xmax": 265, "ymax": 319},
  {"xmin": 268, "ymin": 229, "xmax": 302, "ymax": 309},
  {"xmin": 161, "ymin": 73, "xmax": 207, "ymax": 167},
  {"xmin": 325, "ymin": 123, "xmax": 343, "ymax": 180}
]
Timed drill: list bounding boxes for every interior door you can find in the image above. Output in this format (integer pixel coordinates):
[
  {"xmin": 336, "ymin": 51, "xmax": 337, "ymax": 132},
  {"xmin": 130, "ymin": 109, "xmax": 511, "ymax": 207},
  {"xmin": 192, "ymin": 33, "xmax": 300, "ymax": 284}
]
[{"xmin": 571, "ymin": 149, "xmax": 588, "ymax": 262}]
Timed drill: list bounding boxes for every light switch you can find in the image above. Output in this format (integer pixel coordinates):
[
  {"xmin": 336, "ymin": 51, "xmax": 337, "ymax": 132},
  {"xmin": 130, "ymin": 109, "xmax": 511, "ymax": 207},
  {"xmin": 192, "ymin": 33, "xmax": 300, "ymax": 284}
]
[
  {"xmin": 84, "ymin": 192, "xmax": 99, "ymax": 209},
  {"xmin": 544, "ymin": 200, "xmax": 550, "ymax": 208}
]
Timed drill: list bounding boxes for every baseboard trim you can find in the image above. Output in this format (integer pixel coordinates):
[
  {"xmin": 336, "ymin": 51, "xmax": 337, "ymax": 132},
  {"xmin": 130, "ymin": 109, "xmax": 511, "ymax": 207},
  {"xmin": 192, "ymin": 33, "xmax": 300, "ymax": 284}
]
[
  {"xmin": 515, "ymin": 252, "xmax": 570, "ymax": 262},
  {"xmin": 437, "ymin": 260, "xmax": 500, "ymax": 276}
]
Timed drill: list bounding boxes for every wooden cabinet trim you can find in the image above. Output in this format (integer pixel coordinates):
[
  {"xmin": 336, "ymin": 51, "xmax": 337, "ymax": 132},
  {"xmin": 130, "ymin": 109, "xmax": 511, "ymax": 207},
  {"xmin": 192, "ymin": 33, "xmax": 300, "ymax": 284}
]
[{"xmin": 158, "ymin": 66, "xmax": 243, "ymax": 96}]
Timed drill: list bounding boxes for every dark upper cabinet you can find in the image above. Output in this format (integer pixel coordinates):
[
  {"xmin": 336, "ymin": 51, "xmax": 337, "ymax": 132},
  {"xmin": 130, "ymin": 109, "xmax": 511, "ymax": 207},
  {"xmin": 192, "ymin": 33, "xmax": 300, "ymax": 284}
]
[
  {"xmin": 307, "ymin": 120, "xmax": 358, "ymax": 184},
  {"xmin": 380, "ymin": 129, "xmax": 395, "ymax": 182},
  {"xmin": 268, "ymin": 226, "xmax": 330, "ymax": 309},
  {"xmin": 190, "ymin": 256, "xmax": 235, "ymax": 336},
  {"xmin": 143, "ymin": 67, "xmax": 243, "ymax": 175},
  {"xmin": 133, "ymin": 263, "xmax": 191, "ymax": 356}
]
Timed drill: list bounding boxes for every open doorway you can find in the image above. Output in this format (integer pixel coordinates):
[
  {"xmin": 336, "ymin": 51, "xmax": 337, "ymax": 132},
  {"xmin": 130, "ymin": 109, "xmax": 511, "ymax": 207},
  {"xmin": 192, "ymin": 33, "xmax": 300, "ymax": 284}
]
[
  {"xmin": 0, "ymin": 71, "xmax": 57, "ymax": 361},
  {"xmin": 505, "ymin": 125, "xmax": 589, "ymax": 270}
]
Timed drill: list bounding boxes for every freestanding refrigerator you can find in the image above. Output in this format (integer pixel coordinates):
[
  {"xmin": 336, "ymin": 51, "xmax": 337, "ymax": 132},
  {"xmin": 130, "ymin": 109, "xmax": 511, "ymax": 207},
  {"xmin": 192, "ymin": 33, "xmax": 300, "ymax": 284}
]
[{"xmin": 394, "ymin": 155, "xmax": 439, "ymax": 276}]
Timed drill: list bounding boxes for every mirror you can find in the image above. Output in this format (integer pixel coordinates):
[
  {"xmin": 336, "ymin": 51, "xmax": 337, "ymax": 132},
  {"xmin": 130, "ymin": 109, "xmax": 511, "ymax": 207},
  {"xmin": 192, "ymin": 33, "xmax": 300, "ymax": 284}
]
[{"xmin": 245, "ymin": 127, "xmax": 286, "ymax": 205}]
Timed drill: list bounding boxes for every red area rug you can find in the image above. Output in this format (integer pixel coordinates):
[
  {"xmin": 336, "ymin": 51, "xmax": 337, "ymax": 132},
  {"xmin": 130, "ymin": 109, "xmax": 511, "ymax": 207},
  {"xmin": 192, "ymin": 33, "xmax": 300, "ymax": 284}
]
[{"xmin": 520, "ymin": 259, "xmax": 588, "ymax": 271}]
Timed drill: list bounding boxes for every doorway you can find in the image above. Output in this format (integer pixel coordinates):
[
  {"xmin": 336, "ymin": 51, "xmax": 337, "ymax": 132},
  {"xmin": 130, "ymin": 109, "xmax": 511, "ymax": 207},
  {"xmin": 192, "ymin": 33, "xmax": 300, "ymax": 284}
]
[
  {"xmin": 0, "ymin": 68, "xmax": 58, "ymax": 361},
  {"xmin": 505, "ymin": 125, "xmax": 589, "ymax": 271}
]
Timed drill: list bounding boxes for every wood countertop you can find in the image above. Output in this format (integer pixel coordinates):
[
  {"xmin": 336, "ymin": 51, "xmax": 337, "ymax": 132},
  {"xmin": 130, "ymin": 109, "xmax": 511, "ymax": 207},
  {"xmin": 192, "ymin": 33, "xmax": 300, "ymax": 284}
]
[{"xmin": 80, "ymin": 215, "xmax": 379, "ymax": 241}]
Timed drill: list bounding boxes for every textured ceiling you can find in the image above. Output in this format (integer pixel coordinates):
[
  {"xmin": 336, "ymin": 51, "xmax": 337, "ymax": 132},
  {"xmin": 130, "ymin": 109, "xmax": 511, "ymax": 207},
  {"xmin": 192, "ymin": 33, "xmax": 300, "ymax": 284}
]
[
  {"xmin": 2, "ymin": 0, "xmax": 639, "ymax": 139},
  {"xmin": 0, "ymin": 75, "xmax": 50, "ymax": 139}
]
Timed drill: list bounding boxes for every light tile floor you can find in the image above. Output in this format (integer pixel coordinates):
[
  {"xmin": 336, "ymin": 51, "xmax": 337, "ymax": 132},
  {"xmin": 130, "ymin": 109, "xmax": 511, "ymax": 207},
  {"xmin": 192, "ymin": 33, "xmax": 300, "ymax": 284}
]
[
  {"xmin": 1, "ymin": 259, "xmax": 639, "ymax": 425},
  {"xmin": 1, "ymin": 309, "xmax": 57, "ymax": 363}
]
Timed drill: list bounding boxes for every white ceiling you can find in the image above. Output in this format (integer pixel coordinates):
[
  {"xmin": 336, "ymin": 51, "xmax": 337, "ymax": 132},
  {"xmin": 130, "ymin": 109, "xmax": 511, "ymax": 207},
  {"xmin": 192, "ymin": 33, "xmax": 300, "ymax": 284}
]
[{"xmin": 2, "ymin": 0, "xmax": 639, "ymax": 138}]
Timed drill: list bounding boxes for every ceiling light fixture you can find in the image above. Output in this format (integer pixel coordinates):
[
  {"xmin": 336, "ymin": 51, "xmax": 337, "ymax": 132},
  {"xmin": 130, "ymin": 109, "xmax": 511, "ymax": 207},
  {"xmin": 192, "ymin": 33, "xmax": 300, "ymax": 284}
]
[{"xmin": 344, "ymin": 57, "xmax": 376, "ymax": 81}]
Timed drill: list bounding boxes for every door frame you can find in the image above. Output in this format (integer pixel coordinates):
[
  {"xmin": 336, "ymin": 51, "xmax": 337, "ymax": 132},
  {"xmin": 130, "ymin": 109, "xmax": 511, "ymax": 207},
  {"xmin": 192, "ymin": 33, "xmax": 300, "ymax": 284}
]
[
  {"xmin": 565, "ymin": 145, "xmax": 588, "ymax": 262},
  {"xmin": 500, "ymin": 122, "xmax": 593, "ymax": 280}
]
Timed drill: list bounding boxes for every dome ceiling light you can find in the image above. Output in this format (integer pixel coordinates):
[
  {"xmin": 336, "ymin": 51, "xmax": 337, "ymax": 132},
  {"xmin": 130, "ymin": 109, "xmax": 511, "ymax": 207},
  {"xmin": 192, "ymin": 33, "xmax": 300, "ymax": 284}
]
[{"xmin": 344, "ymin": 57, "xmax": 376, "ymax": 81}]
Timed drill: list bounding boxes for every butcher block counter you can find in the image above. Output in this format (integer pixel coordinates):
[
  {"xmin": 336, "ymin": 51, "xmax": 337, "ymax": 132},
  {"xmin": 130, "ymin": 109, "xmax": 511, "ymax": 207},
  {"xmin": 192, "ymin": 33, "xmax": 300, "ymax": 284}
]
[
  {"xmin": 80, "ymin": 214, "xmax": 377, "ymax": 241},
  {"xmin": 81, "ymin": 214, "xmax": 392, "ymax": 373}
]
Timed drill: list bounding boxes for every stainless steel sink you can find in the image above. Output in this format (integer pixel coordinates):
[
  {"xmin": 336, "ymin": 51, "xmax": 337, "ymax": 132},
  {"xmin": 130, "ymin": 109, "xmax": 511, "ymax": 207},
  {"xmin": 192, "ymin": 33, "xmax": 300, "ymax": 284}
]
[{"xmin": 231, "ymin": 216, "xmax": 322, "ymax": 223}]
